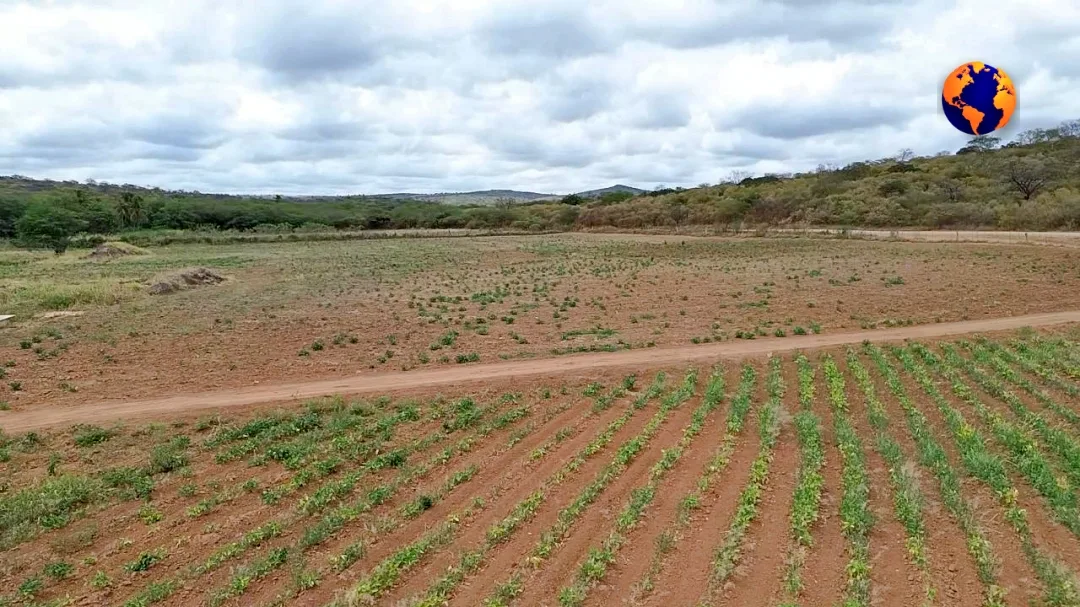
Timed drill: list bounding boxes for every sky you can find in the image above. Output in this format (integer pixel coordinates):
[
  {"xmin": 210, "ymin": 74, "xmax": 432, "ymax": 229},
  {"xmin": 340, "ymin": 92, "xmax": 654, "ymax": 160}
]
[{"xmin": 1, "ymin": 0, "xmax": 1078, "ymax": 196}]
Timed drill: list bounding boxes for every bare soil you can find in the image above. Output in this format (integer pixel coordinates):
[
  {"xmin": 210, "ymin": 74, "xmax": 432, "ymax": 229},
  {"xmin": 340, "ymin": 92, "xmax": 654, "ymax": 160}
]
[
  {"xmin": 3, "ymin": 310, "xmax": 1079, "ymax": 433},
  {"xmin": 3, "ymin": 234, "xmax": 1080, "ymax": 607},
  {"xmin": 5, "ymin": 235, "xmax": 1080, "ymax": 417},
  {"xmin": 1, "ymin": 339, "xmax": 1076, "ymax": 606}
]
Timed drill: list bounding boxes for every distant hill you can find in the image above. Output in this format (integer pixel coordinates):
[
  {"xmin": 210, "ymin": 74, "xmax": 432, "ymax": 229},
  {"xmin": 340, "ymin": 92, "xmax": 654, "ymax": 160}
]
[
  {"xmin": 574, "ymin": 184, "xmax": 646, "ymax": 198},
  {"xmin": 4, "ymin": 121, "xmax": 1080, "ymax": 233},
  {"xmin": 0, "ymin": 176, "xmax": 646, "ymax": 206},
  {"xmin": 367, "ymin": 189, "xmax": 560, "ymax": 205},
  {"xmin": 369, "ymin": 185, "xmax": 647, "ymax": 205}
]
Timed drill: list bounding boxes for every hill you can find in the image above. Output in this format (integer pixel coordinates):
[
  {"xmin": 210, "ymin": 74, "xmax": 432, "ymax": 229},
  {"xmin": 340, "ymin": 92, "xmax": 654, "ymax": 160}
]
[
  {"xmin": 1, "ymin": 121, "xmax": 1079, "ymax": 240},
  {"xmin": 0, "ymin": 179, "xmax": 641, "ymax": 206},
  {"xmin": 367, "ymin": 189, "xmax": 560, "ymax": 205},
  {"xmin": 575, "ymin": 184, "xmax": 646, "ymax": 198}
]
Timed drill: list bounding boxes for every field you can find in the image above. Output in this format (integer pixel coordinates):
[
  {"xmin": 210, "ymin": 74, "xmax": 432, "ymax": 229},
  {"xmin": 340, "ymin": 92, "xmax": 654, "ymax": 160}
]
[
  {"xmin": 1, "ymin": 233, "xmax": 1079, "ymax": 412},
  {"xmin": 1, "ymin": 333, "xmax": 1080, "ymax": 606},
  {"xmin": 2, "ymin": 233, "xmax": 1080, "ymax": 607}
]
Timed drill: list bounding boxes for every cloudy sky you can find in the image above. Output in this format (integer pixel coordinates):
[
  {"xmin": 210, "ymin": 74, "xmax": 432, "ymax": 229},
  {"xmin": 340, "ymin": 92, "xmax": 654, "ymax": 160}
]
[{"xmin": 1, "ymin": 0, "xmax": 1078, "ymax": 195}]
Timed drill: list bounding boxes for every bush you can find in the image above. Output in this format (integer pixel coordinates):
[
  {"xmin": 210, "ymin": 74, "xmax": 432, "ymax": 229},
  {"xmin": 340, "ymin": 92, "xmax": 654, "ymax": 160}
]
[
  {"xmin": 0, "ymin": 475, "xmax": 103, "ymax": 539},
  {"xmin": 15, "ymin": 203, "xmax": 89, "ymax": 254},
  {"xmin": 73, "ymin": 425, "xmax": 114, "ymax": 448},
  {"xmin": 148, "ymin": 440, "xmax": 189, "ymax": 474},
  {"xmin": 43, "ymin": 561, "xmax": 74, "ymax": 580}
]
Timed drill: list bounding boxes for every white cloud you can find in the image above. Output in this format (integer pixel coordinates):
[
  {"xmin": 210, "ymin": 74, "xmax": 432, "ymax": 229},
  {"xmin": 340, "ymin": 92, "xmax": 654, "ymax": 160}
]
[{"xmin": 0, "ymin": 0, "xmax": 1077, "ymax": 194}]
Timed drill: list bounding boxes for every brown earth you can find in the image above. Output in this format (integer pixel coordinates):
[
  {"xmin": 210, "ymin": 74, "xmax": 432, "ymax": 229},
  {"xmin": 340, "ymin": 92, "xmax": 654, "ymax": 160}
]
[
  {"xmin": 891, "ymin": 357, "xmax": 1042, "ymax": 607},
  {"xmin": 856, "ymin": 350, "xmax": 984, "ymax": 607},
  {"xmin": 6, "ymin": 233, "xmax": 1080, "ymax": 607},
  {"xmin": 3, "ymin": 338, "xmax": 1079, "ymax": 606},
  {"xmin": 796, "ymin": 364, "xmax": 848, "ymax": 607},
  {"xmin": 638, "ymin": 367, "xmax": 768, "ymax": 606},
  {"xmin": 838, "ymin": 356, "xmax": 924, "ymax": 606},
  {"xmin": 3, "ymin": 310, "xmax": 1079, "ymax": 433},
  {"xmin": 4, "ymin": 235, "xmax": 1080, "ymax": 419}
]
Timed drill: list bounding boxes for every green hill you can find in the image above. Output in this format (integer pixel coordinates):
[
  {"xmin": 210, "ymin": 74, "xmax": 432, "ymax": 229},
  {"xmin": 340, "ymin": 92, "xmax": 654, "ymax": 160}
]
[{"xmin": 1, "ymin": 122, "xmax": 1078, "ymax": 246}]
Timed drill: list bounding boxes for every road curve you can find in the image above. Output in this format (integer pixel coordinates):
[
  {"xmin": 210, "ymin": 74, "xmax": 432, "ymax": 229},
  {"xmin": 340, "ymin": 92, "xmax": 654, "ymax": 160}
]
[{"xmin": 3, "ymin": 310, "xmax": 1079, "ymax": 432}]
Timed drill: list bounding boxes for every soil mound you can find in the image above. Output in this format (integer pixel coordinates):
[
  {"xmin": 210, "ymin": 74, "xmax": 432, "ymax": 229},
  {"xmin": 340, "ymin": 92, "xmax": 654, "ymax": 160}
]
[
  {"xmin": 85, "ymin": 241, "xmax": 148, "ymax": 260},
  {"xmin": 149, "ymin": 267, "xmax": 226, "ymax": 295}
]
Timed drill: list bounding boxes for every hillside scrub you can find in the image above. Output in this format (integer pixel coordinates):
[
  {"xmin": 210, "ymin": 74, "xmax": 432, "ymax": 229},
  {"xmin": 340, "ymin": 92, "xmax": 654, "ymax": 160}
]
[{"xmin": 1, "ymin": 123, "xmax": 1079, "ymax": 246}]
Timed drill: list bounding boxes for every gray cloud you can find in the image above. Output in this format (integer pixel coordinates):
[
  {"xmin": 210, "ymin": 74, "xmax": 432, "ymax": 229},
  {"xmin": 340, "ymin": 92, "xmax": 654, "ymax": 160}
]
[
  {"xmin": 721, "ymin": 101, "xmax": 918, "ymax": 140},
  {"xmin": 479, "ymin": 10, "xmax": 612, "ymax": 58},
  {"xmin": 126, "ymin": 110, "xmax": 230, "ymax": 150},
  {"xmin": 1, "ymin": 0, "xmax": 1078, "ymax": 195},
  {"xmin": 543, "ymin": 80, "xmax": 614, "ymax": 122},
  {"xmin": 629, "ymin": 95, "xmax": 692, "ymax": 129},
  {"xmin": 240, "ymin": 20, "xmax": 378, "ymax": 79},
  {"xmin": 622, "ymin": 1, "xmax": 902, "ymax": 51}
]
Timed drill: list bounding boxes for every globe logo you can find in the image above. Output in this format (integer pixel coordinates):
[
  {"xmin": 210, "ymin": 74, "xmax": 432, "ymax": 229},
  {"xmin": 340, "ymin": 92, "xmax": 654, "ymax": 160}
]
[{"xmin": 941, "ymin": 62, "xmax": 1016, "ymax": 135}]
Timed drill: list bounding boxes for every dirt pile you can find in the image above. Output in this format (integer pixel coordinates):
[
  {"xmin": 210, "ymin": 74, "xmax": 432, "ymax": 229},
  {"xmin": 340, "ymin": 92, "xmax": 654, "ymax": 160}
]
[
  {"xmin": 85, "ymin": 241, "xmax": 148, "ymax": 260},
  {"xmin": 149, "ymin": 267, "xmax": 226, "ymax": 295}
]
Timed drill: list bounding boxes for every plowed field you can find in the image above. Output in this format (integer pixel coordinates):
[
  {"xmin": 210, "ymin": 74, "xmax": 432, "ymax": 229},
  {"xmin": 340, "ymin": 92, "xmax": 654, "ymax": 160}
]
[{"xmin": 4, "ymin": 333, "xmax": 1080, "ymax": 607}]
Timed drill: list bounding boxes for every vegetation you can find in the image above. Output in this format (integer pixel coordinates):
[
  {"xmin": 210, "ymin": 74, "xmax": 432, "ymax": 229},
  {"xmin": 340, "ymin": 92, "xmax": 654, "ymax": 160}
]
[
  {"xmin": 705, "ymin": 357, "xmax": 783, "ymax": 601},
  {"xmin": 2, "ymin": 123, "xmax": 1080, "ymax": 251},
  {"xmin": 894, "ymin": 343, "xmax": 1080, "ymax": 606},
  {"xmin": 780, "ymin": 354, "xmax": 825, "ymax": 603},
  {"xmin": 557, "ymin": 368, "xmax": 724, "ymax": 606},
  {"xmin": 822, "ymin": 355, "xmax": 874, "ymax": 607},
  {"xmin": 635, "ymin": 363, "xmax": 758, "ymax": 601},
  {"xmin": 847, "ymin": 348, "xmax": 934, "ymax": 600},
  {"xmin": 8, "ymin": 334, "xmax": 1080, "ymax": 605}
]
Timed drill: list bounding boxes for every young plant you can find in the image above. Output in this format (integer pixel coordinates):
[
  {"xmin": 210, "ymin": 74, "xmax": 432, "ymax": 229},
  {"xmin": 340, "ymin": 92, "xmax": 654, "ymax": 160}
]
[
  {"xmin": 706, "ymin": 358, "xmax": 784, "ymax": 603},
  {"xmin": 822, "ymin": 355, "xmax": 873, "ymax": 607}
]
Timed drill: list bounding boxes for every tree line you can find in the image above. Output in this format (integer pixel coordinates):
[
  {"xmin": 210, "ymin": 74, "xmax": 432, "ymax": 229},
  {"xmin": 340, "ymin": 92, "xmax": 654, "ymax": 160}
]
[{"xmin": 2, "ymin": 120, "xmax": 1079, "ymax": 253}]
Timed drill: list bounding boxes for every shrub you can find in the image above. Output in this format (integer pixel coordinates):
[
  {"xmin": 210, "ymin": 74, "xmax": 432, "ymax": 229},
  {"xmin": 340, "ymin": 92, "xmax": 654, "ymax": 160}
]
[
  {"xmin": 124, "ymin": 549, "xmax": 166, "ymax": 573},
  {"xmin": 0, "ymin": 475, "xmax": 103, "ymax": 539},
  {"xmin": 73, "ymin": 425, "xmax": 114, "ymax": 448},
  {"xmin": 148, "ymin": 438, "xmax": 189, "ymax": 474},
  {"xmin": 43, "ymin": 561, "xmax": 74, "ymax": 580},
  {"xmin": 15, "ymin": 203, "xmax": 89, "ymax": 254}
]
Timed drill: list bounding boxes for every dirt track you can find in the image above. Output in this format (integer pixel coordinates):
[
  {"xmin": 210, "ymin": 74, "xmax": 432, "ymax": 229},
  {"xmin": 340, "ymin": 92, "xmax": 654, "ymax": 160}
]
[
  {"xmin": 3, "ymin": 310, "xmax": 1078, "ymax": 432},
  {"xmin": 800, "ymin": 228, "xmax": 1080, "ymax": 246}
]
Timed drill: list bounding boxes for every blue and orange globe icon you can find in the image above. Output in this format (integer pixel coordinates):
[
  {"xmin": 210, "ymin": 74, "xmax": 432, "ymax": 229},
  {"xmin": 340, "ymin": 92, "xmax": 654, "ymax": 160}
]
[{"xmin": 941, "ymin": 62, "xmax": 1016, "ymax": 135}]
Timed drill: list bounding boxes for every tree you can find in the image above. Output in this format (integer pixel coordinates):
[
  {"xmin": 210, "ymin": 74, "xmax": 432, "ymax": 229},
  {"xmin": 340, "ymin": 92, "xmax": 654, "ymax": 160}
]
[
  {"xmin": 895, "ymin": 148, "xmax": 914, "ymax": 163},
  {"xmin": 556, "ymin": 204, "xmax": 580, "ymax": 226},
  {"xmin": 1059, "ymin": 119, "xmax": 1080, "ymax": 139},
  {"xmin": 1014, "ymin": 128, "xmax": 1060, "ymax": 146},
  {"xmin": 670, "ymin": 203, "xmax": 689, "ymax": 229},
  {"xmin": 15, "ymin": 204, "xmax": 89, "ymax": 254},
  {"xmin": 560, "ymin": 194, "xmax": 584, "ymax": 206},
  {"xmin": 974, "ymin": 134, "xmax": 1000, "ymax": 151},
  {"xmin": 937, "ymin": 179, "xmax": 964, "ymax": 203},
  {"xmin": 724, "ymin": 170, "xmax": 752, "ymax": 184},
  {"xmin": 493, "ymin": 197, "xmax": 516, "ymax": 210},
  {"xmin": 116, "ymin": 192, "xmax": 145, "ymax": 228},
  {"xmin": 598, "ymin": 191, "xmax": 634, "ymax": 205},
  {"xmin": 745, "ymin": 196, "xmax": 791, "ymax": 226},
  {"xmin": 1002, "ymin": 157, "xmax": 1054, "ymax": 201},
  {"xmin": 0, "ymin": 196, "xmax": 28, "ymax": 238},
  {"xmin": 957, "ymin": 134, "xmax": 1002, "ymax": 154}
]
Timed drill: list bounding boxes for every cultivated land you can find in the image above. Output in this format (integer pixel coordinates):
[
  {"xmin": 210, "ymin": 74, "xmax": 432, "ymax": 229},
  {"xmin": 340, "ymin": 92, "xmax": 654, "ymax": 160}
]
[
  {"xmin": 2, "ymin": 233, "xmax": 1080, "ymax": 606},
  {"xmin": 1, "ymin": 233, "xmax": 1080, "ymax": 412},
  {"xmin": 3, "ymin": 335, "xmax": 1080, "ymax": 606}
]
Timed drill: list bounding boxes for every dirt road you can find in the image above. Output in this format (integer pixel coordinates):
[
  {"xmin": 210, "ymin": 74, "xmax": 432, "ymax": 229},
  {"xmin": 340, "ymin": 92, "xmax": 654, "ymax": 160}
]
[
  {"xmin": 579, "ymin": 229, "xmax": 1080, "ymax": 246},
  {"xmin": 3, "ymin": 310, "xmax": 1078, "ymax": 432},
  {"xmin": 798, "ymin": 228, "xmax": 1080, "ymax": 246}
]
